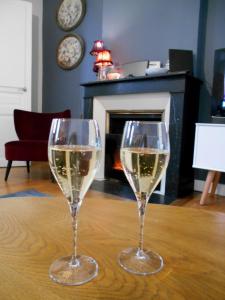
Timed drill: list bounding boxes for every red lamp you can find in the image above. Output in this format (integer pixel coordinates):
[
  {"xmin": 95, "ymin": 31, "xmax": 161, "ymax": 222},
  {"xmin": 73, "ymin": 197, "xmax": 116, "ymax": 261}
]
[
  {"xmin": 95, "ymin": 50, "xmax": 113, "ymax": 66},
  {"xmin": 93, "ymin": 49, "xmax": 113, "ymax": 75},
  {"xmin": 90, "ymin": 40, "xmax": 105, "ymax": 56},
  {"xmin": 90, "ymin": 41, "xmax": 113, "ymax": 79}
]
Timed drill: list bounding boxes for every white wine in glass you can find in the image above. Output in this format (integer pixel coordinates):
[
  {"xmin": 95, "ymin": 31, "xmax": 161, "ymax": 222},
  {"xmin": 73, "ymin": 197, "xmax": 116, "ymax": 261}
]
[
  {"xmin": 48, "ymin": 119, "xmax": 101, "ymax": 285},
  {"xmin": 119, "ymin": 121, "xmax": 170, "ymax": 275}
]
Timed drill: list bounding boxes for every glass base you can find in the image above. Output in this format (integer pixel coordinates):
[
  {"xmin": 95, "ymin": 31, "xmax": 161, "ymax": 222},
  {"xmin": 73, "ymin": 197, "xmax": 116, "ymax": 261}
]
[
  {"xmin": 118, "ymin": 247, "xmax": 163, "ymax": 275},
  {"xmin": 49, "ymin": 255, "xmax": 98, "ymax": 285}
]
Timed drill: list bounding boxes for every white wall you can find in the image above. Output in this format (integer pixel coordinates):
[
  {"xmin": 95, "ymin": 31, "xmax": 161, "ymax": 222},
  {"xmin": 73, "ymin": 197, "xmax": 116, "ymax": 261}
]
[{"xmin": 21, "ymin": 0, "xmax": 43, "ymax": 112}]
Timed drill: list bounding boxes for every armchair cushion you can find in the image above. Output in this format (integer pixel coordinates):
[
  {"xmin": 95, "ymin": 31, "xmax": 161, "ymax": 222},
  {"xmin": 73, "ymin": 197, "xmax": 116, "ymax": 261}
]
[
  {"xmin": 14, "ymin": 109, "xmax": 71, "ymax": 140},
  {"xmin": 5, "ymin": 140, "xmax": 48, "ymax": 161}
]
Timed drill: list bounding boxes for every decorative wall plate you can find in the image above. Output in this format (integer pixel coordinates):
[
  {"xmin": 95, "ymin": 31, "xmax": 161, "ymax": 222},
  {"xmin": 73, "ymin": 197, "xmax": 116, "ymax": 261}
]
[
  {"xmin": 56, "ymin": 0, "xmax": 86, "ymax": 31},
  {"xmin": 57, "ymin": 34, "xmax": 85, "ymax": 70}
]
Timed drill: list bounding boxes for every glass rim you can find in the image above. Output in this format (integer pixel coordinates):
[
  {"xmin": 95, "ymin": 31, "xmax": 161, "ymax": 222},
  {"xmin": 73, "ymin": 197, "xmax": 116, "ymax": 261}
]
[
  {"xmin": 53, "ymin": 118, "xmax": 96, "ymax": 121},
  {"xmin": 124, "ymin": 121, "xmax": 167, "ymax": 125},
  {"xmin": 51, "ymin": 118, "xmax": 98, "ymax": 121}
]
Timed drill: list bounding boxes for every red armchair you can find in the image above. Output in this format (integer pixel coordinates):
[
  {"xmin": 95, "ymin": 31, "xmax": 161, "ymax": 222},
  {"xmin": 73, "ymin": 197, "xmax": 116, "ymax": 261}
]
[{"xmin": 4, "ymin": 109, "xmax": 71, "ymax": 181}]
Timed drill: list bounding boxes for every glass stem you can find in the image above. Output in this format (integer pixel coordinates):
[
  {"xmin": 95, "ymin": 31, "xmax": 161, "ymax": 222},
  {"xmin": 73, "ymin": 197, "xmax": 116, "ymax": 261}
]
[
  {"xmin": 70, "ymin": 202, "xmax": 79, "ymax": 266},
  {"xmin": 137, "ymin": 193, "xmax": 147, "ymax": 252},
  {"xmin": 138, "ymin": 212, "xmax": 145, "ymax": 251}
]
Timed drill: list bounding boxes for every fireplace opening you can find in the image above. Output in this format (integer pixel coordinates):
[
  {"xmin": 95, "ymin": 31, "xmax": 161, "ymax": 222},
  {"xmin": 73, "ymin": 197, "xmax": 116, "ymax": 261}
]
[{"xmin": 105, "ymin": 111, "xmax": 162, "ymax": 184}]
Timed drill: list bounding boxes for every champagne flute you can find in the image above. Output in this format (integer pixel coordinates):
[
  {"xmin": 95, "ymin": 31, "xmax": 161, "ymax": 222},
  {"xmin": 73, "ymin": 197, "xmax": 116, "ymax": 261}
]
[
  {"xmin": 48, "ymin": 119, "xmax": 101, "ymax": 285},
  {"xmin": 118, "ymin": 121, "xmax": 170, "ymax": 275}
]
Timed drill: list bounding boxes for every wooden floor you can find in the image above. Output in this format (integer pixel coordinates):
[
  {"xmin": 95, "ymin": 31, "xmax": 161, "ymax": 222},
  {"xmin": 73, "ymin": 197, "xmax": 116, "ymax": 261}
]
[{"xmin": 1, "ymin": 162, "xmax": 225, "ymax": 213}]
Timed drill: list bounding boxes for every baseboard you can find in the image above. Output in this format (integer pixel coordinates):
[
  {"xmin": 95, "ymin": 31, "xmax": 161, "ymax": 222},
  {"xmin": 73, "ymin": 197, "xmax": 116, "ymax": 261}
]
[
  {"xmin": 0, "ymin": 160, "xmax": 26, "ymax": 167},
  {"xmin": 194, "ymin": 179, "xmax": 225, "ymax": 196}
]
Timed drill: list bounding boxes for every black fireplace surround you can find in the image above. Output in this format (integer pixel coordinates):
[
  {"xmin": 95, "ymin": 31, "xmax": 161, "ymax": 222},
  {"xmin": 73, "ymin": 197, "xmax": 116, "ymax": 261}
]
[{"xmin": 81, "ymin": 72, "xmax": 201, "ymax": 204}]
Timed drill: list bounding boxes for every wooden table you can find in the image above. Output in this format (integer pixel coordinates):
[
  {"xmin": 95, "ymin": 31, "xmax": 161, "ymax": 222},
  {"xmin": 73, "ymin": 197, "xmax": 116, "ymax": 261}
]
[{"xmin": 0, "ymin": 191, "xmax": 225, "ymax": 300}]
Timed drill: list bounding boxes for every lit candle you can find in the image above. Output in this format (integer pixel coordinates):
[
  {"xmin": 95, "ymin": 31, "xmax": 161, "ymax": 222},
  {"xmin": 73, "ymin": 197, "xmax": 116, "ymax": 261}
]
[{"xmin": 107, "ymin": 72, "xmax": 121, "ymax": 80}]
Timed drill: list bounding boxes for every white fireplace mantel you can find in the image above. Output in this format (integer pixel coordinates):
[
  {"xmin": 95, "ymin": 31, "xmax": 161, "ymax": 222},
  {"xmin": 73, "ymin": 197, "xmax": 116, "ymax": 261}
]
[{"xmin": 93, "ymin": 92, "xmax": 170, "ymax": 194}]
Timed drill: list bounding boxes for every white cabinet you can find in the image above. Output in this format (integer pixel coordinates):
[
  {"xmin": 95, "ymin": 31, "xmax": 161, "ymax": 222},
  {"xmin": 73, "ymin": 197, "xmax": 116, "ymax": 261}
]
[
  {"xmin": 0, "ymin": 0, "xmax": 32, "ymax": 166},
  {"xmin": 193, "ymin": 123, "xmax": 225, "ymax": 173},
  {"xmin": 193, "ymin": 123, "xmax": 225, "ymax": 205}
]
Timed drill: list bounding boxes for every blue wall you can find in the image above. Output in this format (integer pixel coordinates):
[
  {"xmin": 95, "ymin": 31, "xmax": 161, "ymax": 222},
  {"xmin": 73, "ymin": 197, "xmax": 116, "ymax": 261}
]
[
  {"xmin": 102, "ymin": 0, "xmax": 200, "ymax": 72},
  {"xmin": 204, "ymin": 0, "xmax": 225, "ymax": 85},
  {"xmin": 43, "ymin": 0, "xmax": 225, "ymax": 122},
  {"xmin": 198, "ymin": 0, "xmax": 225, "ymax": 121},
  {"xmin": 43, "ymin": 0, "xmax": 103, "ymax": 116}
]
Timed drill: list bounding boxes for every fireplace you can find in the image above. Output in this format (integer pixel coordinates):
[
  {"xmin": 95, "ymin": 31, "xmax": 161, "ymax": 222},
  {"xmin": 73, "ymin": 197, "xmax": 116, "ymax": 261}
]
[
  {"xmin": 92, "ymin": 92, "xmax": 170, "ymax": 196},
  {"xmin": 81, "ymin": 72, "xmax": 201, "ymax": 204},
  {"xmin": 105, "ymin": 111, "xmax": 162, "ymax": 188}
]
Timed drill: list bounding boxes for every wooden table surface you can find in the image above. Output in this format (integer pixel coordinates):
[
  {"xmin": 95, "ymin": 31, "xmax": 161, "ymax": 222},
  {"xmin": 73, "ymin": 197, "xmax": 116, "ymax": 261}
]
[{"xmin": 0, "ymin": 191, "xmax": 225, "ymax": 300}]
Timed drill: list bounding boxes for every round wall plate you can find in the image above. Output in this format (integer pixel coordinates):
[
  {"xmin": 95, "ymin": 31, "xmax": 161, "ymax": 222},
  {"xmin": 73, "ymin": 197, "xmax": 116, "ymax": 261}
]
[
  {"xmin": 56, "ymin": 34, "xmax": 85, "ymax": 70},
  {"xmin": 56, "ymin": 0, "xmax": 86, "ymax": 31}
]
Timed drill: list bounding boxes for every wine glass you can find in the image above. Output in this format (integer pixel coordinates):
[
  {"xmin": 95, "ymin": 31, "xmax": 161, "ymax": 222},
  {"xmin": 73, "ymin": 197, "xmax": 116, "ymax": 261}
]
[
  {"xmin": 48, "ymin": 119, "xmax": 101, "ymax": 285},
  {"xmin": 118, "ymin": 121, "xmax": 170, "ymax": 275}
]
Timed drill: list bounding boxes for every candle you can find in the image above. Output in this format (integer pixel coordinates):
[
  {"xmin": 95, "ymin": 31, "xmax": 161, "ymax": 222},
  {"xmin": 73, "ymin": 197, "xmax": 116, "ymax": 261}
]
[{"xmin": 107, "ymin": 72, "xmax": 121, "ymax": 80}]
